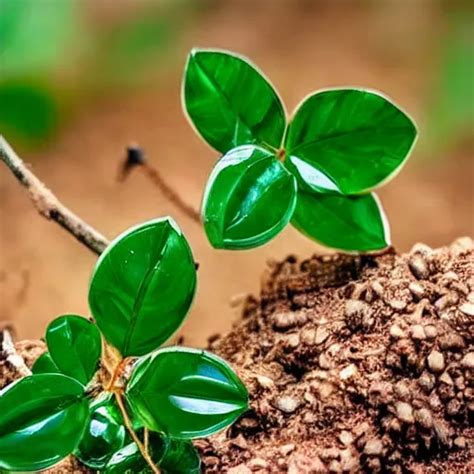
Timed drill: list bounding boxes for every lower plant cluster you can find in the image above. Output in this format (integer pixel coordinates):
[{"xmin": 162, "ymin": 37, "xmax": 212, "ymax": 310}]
[{"xmin": 0, "ymin": 218, "xmax": 248, "ymax": 473}]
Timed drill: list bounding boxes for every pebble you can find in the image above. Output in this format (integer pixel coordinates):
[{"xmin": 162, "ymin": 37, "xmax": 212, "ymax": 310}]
[
  {"xmin": 272, "ymin": 312, "xmax": 298, "ymax": 330},
  {"xmin": 439, "ymin": 372, "xmax": 454, "ymax": 386},
  {"xmin": 340, "ymin": 448, "xmax": 359, "ymax": 471},
  {"xmin": 389, "ymin": 299, "xmax": 407, "ymax": 311},
  {"xmin": 439, "ymin": 332, "xmax": 465, "ymax": 350},
  {"xmin": 364, "ymin": 437, "xmax": 384, "ymax": 456},
  {"xmin": 255, "ymin": 374, "xmax": 274, "ymax": 390},
  {"xmin": 408, "ymin": 254, "xmax": 430, "ymax": 280},
  {"xmin": 454, "ymin": 436, "xmax": 466, "ymax": 449},
  {"xmin": 410, "ymin": 242, "xmax": 433, "ymax": 255},
  {"xmin": 320, "ymin": 447, "xmax": 339, "ymax": 460},
  {"xmin": 410, "ymin": 324, "xmax": 426, "ymax": 341},
  {"xmin": 300, "ymin": 328, "xmax": 316, "ymax": 345},
  {"xmin": 232, "ymin": 434, "xmax": 248, "ymax": 450},
  {"xmin": 424, "ymin": 325, "xmax": 438, "ymax": 340},
  {"xmin": 227, "ymin": 465, "xmax": 252, "ymax": 474},
  {"xmin": 248, "ymin": 458, "xmax": 268, "ymax": 470},
  {"xmin": 328, "ymin": 460, "xmax": 341, "ymax": 472},
  {"xmin": 344, "ymin": 299, "xmax": 370, "ymax": 320},
  {"xmin": 433, "ymin": 421, "xmax": 451, "ymax": 446},
  {"xmin": 280, "ymin": 443, "xmax": 295, "ymax": 456},
  {"xmin": 409, "ymin": 281, "xmax": 426, "ymax": 300},
  {"xmin": 340, "ymin": 364, "xmax": 358, "ymax": 380},
  {"xmin": 285, "ymin": 333, "xmax": 300, "ymax": 349},
  {"xmin": 427, "ymin": 350, "xmax": 445, "ymax": 373},
  {"xmin": 435, "ymin": 293, "xmax": 459, "ymax": 312},
  {"xmin": 414, "ymin": 408, "xmax": 433, "ymax": 429},
  {"xmin": 338, "ymin": 430, "xmax": 354, "ymax": 446},
  {"xmin": 315, "ymin": 327, "xmax": 330, "ymax": 345},
  {"xmin": 389, "ymin": 324, "xmax": 405, "ymax": 339},
  {"xmin": 459, "ymin": 302, "xmax": 474, "ymax": 317},
  {"xmin": 461, "ymin": 352, "xmax": 474, "ymax": 369},
  {"xmin": 274, "ymin": 395, "xmax": 300, "ymax": 414},
  {"xmin": 395, "ymin": 401, "xmax": 414, "ymax": 424}
]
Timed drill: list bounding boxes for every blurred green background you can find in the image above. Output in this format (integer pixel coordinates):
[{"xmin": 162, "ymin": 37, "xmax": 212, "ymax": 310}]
[{"xmin": 1, "ymin": 0, "xmax": 473, "ymax": 342}]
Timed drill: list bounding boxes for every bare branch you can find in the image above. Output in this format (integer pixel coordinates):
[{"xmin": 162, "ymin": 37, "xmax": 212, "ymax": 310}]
[
  {"xmin": 0, "ymin": 136, "xmax": 109, "ymax": 255},
  {"xmin": 0, "ymin": 329, "xmax": 31, "ymax": 378},
  {"xmin": 119, "ymin": 145, "xmax": 201, "ymax": 224}
]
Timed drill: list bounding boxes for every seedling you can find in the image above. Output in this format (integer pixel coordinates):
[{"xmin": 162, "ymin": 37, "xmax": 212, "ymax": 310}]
[
  {"xmin": 183, "ymin": 48, "xmax": 418, "ymax": 252},
  {"xmin": 0, "ymin": 217, "xmax": 248, "ymax": 473}
]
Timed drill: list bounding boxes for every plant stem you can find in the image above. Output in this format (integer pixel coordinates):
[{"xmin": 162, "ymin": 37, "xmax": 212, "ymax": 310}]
[
  {"xmin": 119, "ymin": 145, "xmax": 201, "ymax": 224},
  {"xmin": 0, "ymin": 329, "xmax": 31, "ymax": 377},
  {"xmin": 114, "ymin": 391, "xmax": 160, "ymax": 473},
  {"xmin": 0, "ymin": 135, "xmax": 109, "ymax": 255}
]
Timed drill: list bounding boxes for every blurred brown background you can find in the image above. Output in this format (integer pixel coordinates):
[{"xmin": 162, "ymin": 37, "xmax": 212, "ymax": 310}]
[{"xmin": 0, "ymin": 0, "xmax": 473, "ymax": 345}]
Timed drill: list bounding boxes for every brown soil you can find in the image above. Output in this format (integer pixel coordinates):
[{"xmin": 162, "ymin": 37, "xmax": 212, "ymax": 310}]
[{"xmin": 1, "ymin": 238, "xmax": 472, "ymax": 473}]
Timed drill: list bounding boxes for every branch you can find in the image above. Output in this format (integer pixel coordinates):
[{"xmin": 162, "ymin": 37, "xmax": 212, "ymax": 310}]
[
  {"xmin": 0, "ymin": 136, "xmax": 109, "ymax": 255},
  {"xmin": 119, "ymin": 145, "xmax": 201, "ymax": 224},
  {"xmin": 0, "ymin": 329, "xmax": 31, "ymax": 378}
]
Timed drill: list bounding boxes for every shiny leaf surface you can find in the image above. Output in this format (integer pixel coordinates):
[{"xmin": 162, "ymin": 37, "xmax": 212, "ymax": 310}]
[
  {"xmin": 202, "ymin": 145, "xmax": 297, "ymax": 249},
  {"xmin": 46, "ymin": 314, "xmax": 101, "ymax": 385},
  {"xmin": 184, "ymin": 49, "xmax": 286, "ymax": 153},
  {"xmin": 75, "ymin": 394, "xmax": 126, "ymax": 469},
  {"xmin": 0, "ymin": 374, "xmax": 88, "ymax": 471},
  {"xmin": 126, "ymin": 347, "xmax": 248, "ymax": 439},
  {"xmin": 31, "ymin": 352, "xmax": 60, "ymax": 375},
  {"xmin": 285, "ymin": 88, "xmax": 417, "ymax": 194},
  {"xmin": 88, "ymin": 218, "xmax": 197, "ymax": 357},
  {"xmin": 159, "ymin": 438, "xmax": 201, "ymax": 474},
  {"xmin": 292, "ymin": 191, "xmax": 390, "ymax": 251}
]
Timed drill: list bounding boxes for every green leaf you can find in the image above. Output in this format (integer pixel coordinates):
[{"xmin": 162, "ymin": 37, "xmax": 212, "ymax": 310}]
[
  {"xmin": 159, "ymin": 438, "xmax": 201, "ymax": 474},
  {"xmin": 125, "ymin": 347, "xmax": 248, "ymax": 439},
  {"xmin": 31, "ymin": 352, "xmax": 60, "ymax": 375},
  {"xmin": 88, "ymin": 218, "xmax": 197, "ymax": 357},
  {"xmin": 75, "ymin": 394, "xmax": 126, "ymax": 469},
  {"xmin": 45, "ymin": 314, "xmax": 101, "ymax": 385},
  {"xmin": 0, "ymin": 374, "xmax": 89, "ymax": 471},
  {"xmin": 184, "ymin": 48, "xmax": 286, "ymax": 153},
  {"xmin": 202, "ymin": 145, "xmax": 297, "ymax": 250},
  {"xmin": 285, "ymin": 88, "xmax": 417, "ymax": 194},
  {"xmin": 292, "ymin": 191, "xmax": 390, "ymax": 252}
]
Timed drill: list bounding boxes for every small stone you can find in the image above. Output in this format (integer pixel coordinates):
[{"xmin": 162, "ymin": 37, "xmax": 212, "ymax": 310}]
[
  {"xmin": 427, "ymin": 350, "xmax": 445, "ymax": 373},
  {"xmin": 319, "ymin": 353, "xmax": 331, "ymax": 370},
  {"xmin": 340, "ymin": 448, "xmax": 358, "ymax": 471},
  {"xmin": 435, "ymin": 292, "xmax": 459, "ymax": 311},
  {"xmin": 248, "ymin": 458, "xmax": 268, "ymax": 470},
  {"xmin": 339, "ymin": 430, "xmax": 354, "ymax": 446},
  {"xmin": 227, "ymin": 465, "xmax": 252, "ymax": 474},
  {"xmin": 280, "ymin": 443, "xmax": 295, "ymax": 456},
  {"xmin": 446, "ymin": 399, "xmax": 462, "ymax": 416},
  {"xmin": 288, "ymin": 454, "xmax": 325, "ymax": 473},
  {"xmin": 255, "ymin": 374, "xmax": 274, "ymax": 389},
  {"xmin": 468, "ymin": 292, "xmax": 474, "ymax": 303},
  {"xmin": 318, "ymin": 382, "xmax": 334, "ymax": 399},
  {"xmin": 285, "ymin": 333, "xmax": 300, "ymax": 348},
  {"xmin": 409, "ymin": 281, "xmax": 425, "ymax": 300},
  {"xmin": 433, "ymin": 421, "xmax": 451, "ymax": 446},
  {"xmin": 353, "ymin": 422, "xmax": 370, "ymax": 439},
  {"xmin": 301, "ymin": 328, "xmax": 316, "ymax": 345},
  {"xmin": 461, "ymin": 352, "xmax": 474, "ymax": 369},
  {"xmin": 389, "ymin": 299, "xmax": 407, "ymax": 311},
  {"xmin": 315, "ymin": 327, "xmax": 330, "ymax": 345},
  {"xmin": 344, "ymin": 299, "xmax": 370, "ymax": 328},
  {"xmin": 454, "ymin": 436, "xmax": 466, "ymax": 449},
  {"xmin": 340, "ymin": 364, "xmax": 358, "ymax": 380},
  {"xmin": 203, "ymin": 456, "xmax": 220, "ymax": 467},
  {"xmin": 328, "ymin": 460, "xmax": 341, "ymax": 472},
  {"xmin": 408, "ymin": 254, "xmax": 430, "ymax": 279},
  {"xmin": 414, "ymin": 408, "xmax": 433, "ymax": 429},
  {"xmin": 274, "ymin": 395, "xmax": 300, "ymax": 414},
  {"xmin": 424, "ymin": 325, "xmax": 438, "ymax": 340},
  {"xmin": 364, "ymin": 437, "xmax": 383, "ymax": 456},
  {"xmin": 459, "ymin": 302, "xmax": 474, "ymax": 317},
  {"xmin": 439, "ymin": 371, "xmax": 454, "ymax": 386},
  {"xmin": 272, "ymin": 312, "xmax": 297, "ymax": 330},
  {"xmin": 410, "ymin": 325, "xmax": 426, "ymax": 341},
  {"xmin": 389, "ymin": 324, "xmax": 405, "ymax": 339},
  {"xmin": 394, "ymin": 381, "xmax": 411, "ymax": 400},
  {"xmin": 410, "ymin": 242, "xmax": 433, "ymax": 256},
  {"xmin": 450, "ymin": 236, "xmax": 472, "ymax": 255},
  {"xmin": 232, "ymin": 434, "xmax": 248, "ymax": 450},
  {"xmin": 320, "ymin": 447, "xmax": 339, "ymax": 460},
  {"xmin": 395, "ymin": 401, "xmax": 414, "ymax": 424}
]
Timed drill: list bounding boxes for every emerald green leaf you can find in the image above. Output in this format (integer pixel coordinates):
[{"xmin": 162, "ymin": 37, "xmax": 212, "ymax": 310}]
[
  {"xmin": 75, "ymin": 394, "xmax": 126, "ymax": 469},
  {"xmin": 88, "ymin": 218, "xmax": 197, "ymax": 357},
  {"xmin": 0, "ymin": 374, "xmax": 89, "ymax": 471},
  {"xmin": 202, "ymin": 145, "xmax": 297, "ymax": 250},
  {"xmin": 285, "ymin": 88, "xmax": 417, "ymax": 194},
  {"xmin": 31, "ymin": 352, "xmax": 60, "ymax": 375},
  {"xmin": 184, "ymin": 49, "xmax": 286, "ymax": 153},
  {"xmin": 125, "ymin": 347, "xmax": 248, "ymax": 439},
  {"xmin": 292, "ymin": 191, "xmax": 390, "ymax": 252},
  {"xmin": 46, "ymin": 314, "xmax": 101, "ymax": 385},
  {"xmin": 159, "ymin": 438, "xmax": 201, "ymax": 474}
]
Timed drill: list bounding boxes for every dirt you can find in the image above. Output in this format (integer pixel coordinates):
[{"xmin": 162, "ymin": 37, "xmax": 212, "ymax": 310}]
[{"xmin": 1, "ymin": 237, "xmax": 472, "ymax": 473}]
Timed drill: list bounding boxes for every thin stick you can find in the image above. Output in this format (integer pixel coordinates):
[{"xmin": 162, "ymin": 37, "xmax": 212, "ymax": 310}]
[
  {"xmin": 0, "ymin": 329, "xmax": 31, "ymax": 378},
  {"xmin": 0, "ymin": 135, "xmax": 109, "ymax": 255},
  {"xmin": 119, "ymin": 145, "xmax": 201, "ymax": 224},
  {"xmin": 115, "ymin": 391, "xmax": 160, "ymax": 473}
]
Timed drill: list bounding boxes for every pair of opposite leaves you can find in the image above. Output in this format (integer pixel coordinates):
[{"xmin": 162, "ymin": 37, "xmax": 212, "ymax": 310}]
[
  {"xmin": 184, "ymin": 49, "xmax": 418, "ymax": 252},
  {"xmin": 0, "ymin": 218, "xmax": 247, "ymax": 472}
]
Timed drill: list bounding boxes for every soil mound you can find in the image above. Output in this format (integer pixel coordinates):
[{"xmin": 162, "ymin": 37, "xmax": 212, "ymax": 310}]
[{"xmin": 198, "ymin": 238, "xmax": 473, "ymax": 473}]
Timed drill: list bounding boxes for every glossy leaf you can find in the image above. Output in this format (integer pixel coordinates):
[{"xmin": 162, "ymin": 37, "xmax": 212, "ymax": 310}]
[
  {"xmin": 292, "ymin": 191, "xmax": 390, "ymax": 252},
  {"xmin": 0, "ymin": 374, "xmax": 89, "ymax": 471},
  {"xmin": 202, "ymin": 145, "xmax": 297, "ymax": 249},
  {"xmin": 75, "ymin": 394, "xmax": 126, "ymax": 469},
  {"xmin": 184, "ymin": 48, "xmax": 286, "ymax": 153},
  {"xmin": 126, "ymin": 347, "xmax": 248, "ymax": 439},
  {"xmin": 31, "ymin": 352, "xmax": 60, "ymax": 375},
  {"xmin": 159, "ymin": 438, "xmax": 201, "ymax": 474},
  {"xmin": 46, "ymin": 314, "xmax": 101, "ymax": 385},
  {"xmin": 285, "ymin": 88, "xmax": 417, "ymax": 194},
  {"xmin": 88, "ymin": 218, "xmax": 197, "ymax": 357}
]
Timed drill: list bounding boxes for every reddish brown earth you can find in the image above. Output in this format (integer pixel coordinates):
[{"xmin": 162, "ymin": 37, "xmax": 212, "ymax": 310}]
[{"xmin": 1, "ymin": 238, "xmax": 472, "ymax": 473}]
